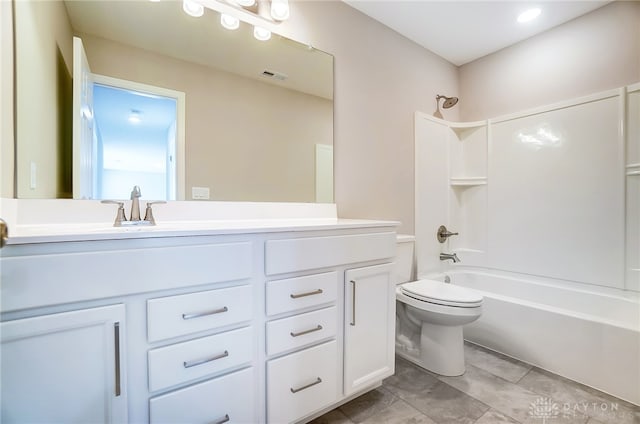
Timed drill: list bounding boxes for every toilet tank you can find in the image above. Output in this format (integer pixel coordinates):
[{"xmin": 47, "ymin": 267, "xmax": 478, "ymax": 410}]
[{"xmin": 393, "ymin": 234, "xmax": 415, "ymax": 285}]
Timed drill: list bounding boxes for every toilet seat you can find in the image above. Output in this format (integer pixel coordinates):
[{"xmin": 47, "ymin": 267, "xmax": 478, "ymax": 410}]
[{"xmin": 401, "ymin": 280, "xmax": 483, "ymax": 308}]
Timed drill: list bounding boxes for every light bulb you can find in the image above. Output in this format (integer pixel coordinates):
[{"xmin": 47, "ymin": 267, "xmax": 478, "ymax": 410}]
[
  {"xmin": 220, "ymin": 13, "xmax": 240, "ymax": 30},
  {"xmin": 236, "ymin": 0, "xmax": 255, "ymax": 6},
  {"xmin": 183, "ymin": 0, "xmax": 204, "ymax": 17},
  {"xmin": 270, "ymin": 0, "xmax": 289, "ymax": 21},
  {"xmin": 253, "ymin": 26, "xmax": 271, "ymax": 41}
]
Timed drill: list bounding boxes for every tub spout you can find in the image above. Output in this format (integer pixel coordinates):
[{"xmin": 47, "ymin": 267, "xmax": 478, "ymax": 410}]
[{"xmin": 440, "ymin": 252, "xmax": 460, "ymax": 263}]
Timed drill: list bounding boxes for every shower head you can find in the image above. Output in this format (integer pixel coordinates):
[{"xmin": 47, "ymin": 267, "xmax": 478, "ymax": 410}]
[{"xmin": 436, "ymin": 94, "xmax": 459, "ymax": 109}]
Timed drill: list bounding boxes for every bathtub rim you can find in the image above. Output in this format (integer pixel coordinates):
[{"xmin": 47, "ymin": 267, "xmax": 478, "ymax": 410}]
[{"xmin": 422, "ymin": 267, "xmax": 640, "ymax": 332}]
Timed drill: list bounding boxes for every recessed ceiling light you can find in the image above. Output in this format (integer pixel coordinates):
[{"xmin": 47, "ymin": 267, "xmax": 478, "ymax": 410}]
[
  {"xmin": 517, "ymin": 8, "xmax": 541, "ymax": 23},
  {"xmin": 128, "ymin": 110, "xmax": 142, "ymax": 124}
]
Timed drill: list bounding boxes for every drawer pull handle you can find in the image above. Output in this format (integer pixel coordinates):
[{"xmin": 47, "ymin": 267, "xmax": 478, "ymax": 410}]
[
  {"xmin": 290, "ymin": 289, "xmax": 323, "ymax": 299},
  {"xmin": 114, "ymin": 322, "xmax": 121, "ymax": 397},
  {"xmin": 210, "ymin": 414, "xmax": 230, "ymax": 424},
  {"xmin": 350, "ymin": 280, "xmax": 356, "ymax": 326},
  {"xmin": 290, "ymin": 377, "xmax": 322, "ymax": 393},
  {"xmin": 182, "ymin": 306, "xmax": 228, "ymax": 320},
  {"xmin": 290, "ymin": 325, "xmax": 323, "ymax": 337},
  {"xmin": 183, "ymin": 350, "xmax": 229, "ymax": 368}
]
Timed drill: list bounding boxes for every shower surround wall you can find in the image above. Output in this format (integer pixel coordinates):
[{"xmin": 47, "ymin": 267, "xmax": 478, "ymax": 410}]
[{"xmin": 415, "ymin": 84, "xmax": 640, "ymax": 405}]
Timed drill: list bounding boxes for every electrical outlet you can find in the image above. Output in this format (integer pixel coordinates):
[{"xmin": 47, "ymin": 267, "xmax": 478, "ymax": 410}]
[{"xmin": 191, "ymin": 187, "xmax": 210, "ymax": 200}]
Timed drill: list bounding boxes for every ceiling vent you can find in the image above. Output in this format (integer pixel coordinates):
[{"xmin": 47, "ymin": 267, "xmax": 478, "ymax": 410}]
[{"xmin": 261, "ymin": 70, "xmax": 288, "ymax": 81}]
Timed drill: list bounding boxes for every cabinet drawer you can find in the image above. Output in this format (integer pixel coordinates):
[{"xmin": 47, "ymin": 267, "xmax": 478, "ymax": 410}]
[
  {"xmin": 266, "ymin": 272, "xmax": 338, "ymax": 316},
  {"xmin": 266, "ymin": 306, "xmax": 336, "ymax": 356},
  {"xmin": 267, "ymin": 340, "xmax": 338, "ymax": 424},
  {"xmin": 148, "ymin": 327, "xmax": 253, "ymax": 392},
  {"xmin": 150, "ymin": 367, "xmax": 255, "ymax": 424},
  {"xmin": 1, "ymin": 242, "xmax": 252, "ymax": 313},
  {"xmin": 265, "ymin": 232, "xmax": 396, "ymax": 275},
  {"xmin": 147, "ymin": 285, "xmax": 252, "ymax": 342}
]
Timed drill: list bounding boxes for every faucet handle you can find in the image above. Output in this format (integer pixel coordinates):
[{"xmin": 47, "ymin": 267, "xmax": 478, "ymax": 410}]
[
  {"xmin": 144, "ymin": 201, "xmax": 167, "ymax": 225},
  {"xmin": 101, "ymin": 200, "xmax": 127, "ymax": 227},
  {"xmin": 437, "ymin": 225, "xmax": 459, "ymax": 243}
]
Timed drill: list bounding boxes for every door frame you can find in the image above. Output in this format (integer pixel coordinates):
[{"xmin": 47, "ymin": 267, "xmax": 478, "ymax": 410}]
[{"xmin": 92, "ymin": 74, "xmax": 186, "ymax": 200}]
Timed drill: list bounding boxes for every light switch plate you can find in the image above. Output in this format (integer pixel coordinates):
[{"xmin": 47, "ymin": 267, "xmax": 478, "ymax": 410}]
[{"xmin": 191, "ymin": 187, "xmax": 210, "ymax": 200}]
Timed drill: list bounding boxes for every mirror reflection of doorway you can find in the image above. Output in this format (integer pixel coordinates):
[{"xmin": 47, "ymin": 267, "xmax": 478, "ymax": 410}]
[
  {"xmin": 94, "ymin": 83, "xmax": 177, "ymax": 200},
  {"xmin": 72, "ymin": 36, "xmax": 185, "ymax": 201}
]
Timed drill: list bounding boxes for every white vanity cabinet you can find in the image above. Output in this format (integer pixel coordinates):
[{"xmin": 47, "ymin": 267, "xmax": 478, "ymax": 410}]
[
  {"xmin": 146, "ymin": 285, "xmax": 257, "ymax": 424},
  {"xmin": 0, "ymin": 304, "xmax": 127, "ymax": 423},
  {"xmin": 0, "ymin": 221, "xmax": 397, "ymax": 424},
  {"xmin": 264, "ymin": 231, "xmax": 396, "ymax": 423},
  {"xmin": 344, "ymin": 264, "xmax": 396, "ymax": 396}
]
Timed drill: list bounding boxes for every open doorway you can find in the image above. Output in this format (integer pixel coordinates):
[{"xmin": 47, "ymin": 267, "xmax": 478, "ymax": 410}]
[
  {"xmin": 72, "ymin": 36, "xmax": 185, "ymax": 200},
  {"xmin": 93, "ymin": 80, "xmax": 179, "ymax": 200}
]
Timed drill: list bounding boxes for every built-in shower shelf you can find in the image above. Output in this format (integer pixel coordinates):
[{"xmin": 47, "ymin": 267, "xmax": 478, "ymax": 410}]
[
  {"xmin": 448, "ymin": 121, "xmax": 486, "ymax": 140},
  {"xmin": 450, "ymin": 177, "xmax": 487, "ymax": 186}
]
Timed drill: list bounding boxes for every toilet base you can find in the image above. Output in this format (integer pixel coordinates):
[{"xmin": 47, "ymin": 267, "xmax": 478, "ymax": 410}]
[
  {"xmin": 395, "ymin": 287, "xmax": 482, "ymax": 377},
  {"xmin": 395, "ymin": 320, "xmax": 467, "ymax": 376},
  {"xmin": 395, "ymin": 325, "xmax": 466, "ymax": 376},
  {"xmin": 419, "ymin": 322, "xmax": 465, "ymax": 376}
]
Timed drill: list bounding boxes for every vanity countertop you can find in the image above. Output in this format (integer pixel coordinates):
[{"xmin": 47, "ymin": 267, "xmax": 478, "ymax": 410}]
[
  {"xmin": 0, "ymin": 199, "xmax": 399, "ymax": 245},
  {"xmin": 4, "ymin": 218, "xmax": 400, "ymax": 245}
]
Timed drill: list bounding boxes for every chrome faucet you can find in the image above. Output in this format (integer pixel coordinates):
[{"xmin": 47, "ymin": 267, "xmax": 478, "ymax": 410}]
[
  {"xmin": 440, "ymin": 252, "xmax": 460, "ymax": 263},
  {"xmin": 130, "ymin": 185, "xmax": 142, "ymax": 221},
  {"xmin": 101, "ymin": 186, "xmax": 166, "ymax": 227}
]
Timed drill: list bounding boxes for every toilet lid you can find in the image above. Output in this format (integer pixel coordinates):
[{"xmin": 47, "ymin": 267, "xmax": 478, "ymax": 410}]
[{"xmin": 401, "ymin": 279, "xmax": 483, "ymax": 307}]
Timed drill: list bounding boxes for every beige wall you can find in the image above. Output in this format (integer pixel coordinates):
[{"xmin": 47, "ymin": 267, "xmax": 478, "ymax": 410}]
[
  {"xmin": 1, "ymin": 1, "xmax": 14, "ymax": 198},
  {"xmin": 14, "ymin": 0, "xmax": 73, "ymax": 198},
  {"xmin": 7, "ymin": 1, "xmax": 639, "ymax": 235},
  {"xmin": 82, "ymin": 34, "xmax": 332, "ymax": 203},
  {"xmin": 278, "ymin": 2, "xmax": 459, "ymax": 233},
  {"xmin": 459, "ymin": 1, "xmax": 640, "ymax": 121}
]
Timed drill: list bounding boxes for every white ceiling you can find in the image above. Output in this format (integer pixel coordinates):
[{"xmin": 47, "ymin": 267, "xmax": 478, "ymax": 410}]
[{"xmin": 344, "ymin": 1, "xmax": 611, "ymax": 66}]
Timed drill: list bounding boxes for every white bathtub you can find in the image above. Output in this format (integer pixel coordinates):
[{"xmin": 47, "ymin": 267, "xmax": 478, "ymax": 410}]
[{"xmin": 428, "ymin": 269, "xmax": 640, "ymax": 406}]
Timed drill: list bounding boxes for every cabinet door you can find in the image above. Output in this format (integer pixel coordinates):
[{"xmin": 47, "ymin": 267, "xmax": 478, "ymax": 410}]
[
  {"xmin": 344, "ymin": 263, "xmax": 395, "ymax": 396},
  {"xmin": 1, "ymin": 304, "xmax": 127, "ymax": 423}
]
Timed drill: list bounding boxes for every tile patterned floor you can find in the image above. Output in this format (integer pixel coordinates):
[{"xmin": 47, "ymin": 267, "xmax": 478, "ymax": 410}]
[{"xmin": 311, "ymin": 343, "xmax": 640, "ymax": 424}]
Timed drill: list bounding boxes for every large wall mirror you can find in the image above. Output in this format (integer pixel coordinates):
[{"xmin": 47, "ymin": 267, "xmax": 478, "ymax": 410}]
[{"xmin": 13, "ymin": 0, "xmax": 334, "ymax": 202}]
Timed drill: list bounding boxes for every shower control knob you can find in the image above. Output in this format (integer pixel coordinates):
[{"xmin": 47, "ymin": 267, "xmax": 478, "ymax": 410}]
[{"xmin": 437, "ymin": 225, "xmax": 459, "ymax": 243}]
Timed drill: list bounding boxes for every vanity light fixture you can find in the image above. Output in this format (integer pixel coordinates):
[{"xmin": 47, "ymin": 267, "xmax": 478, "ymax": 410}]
[
  {"xmin": 517, "ymin": 7, "xmax": 541, "ymax": 23},
  {"xmin": 253, "ymin": 26, "xmax": 272, "ymax": 41},
  {"xmin": 270, "ymin": 0, "xmax": 289, "ymax": 21},
  {"xmin": 186, "ymin": 0, "xmax": 287, "ymax": 41},
  {"xmin": 221, "ymin": 13, "xmax": 240, "ymax": 30},
  {"xmin": 183, "ymin": 0, "xmax": 204, "ymax": 17}
]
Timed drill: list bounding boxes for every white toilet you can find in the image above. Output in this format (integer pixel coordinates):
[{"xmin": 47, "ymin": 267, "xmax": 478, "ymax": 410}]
[{"xmin": 393, "ymin": 235, "xmax": 483, "ymax": 376}]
